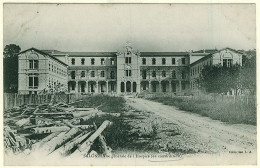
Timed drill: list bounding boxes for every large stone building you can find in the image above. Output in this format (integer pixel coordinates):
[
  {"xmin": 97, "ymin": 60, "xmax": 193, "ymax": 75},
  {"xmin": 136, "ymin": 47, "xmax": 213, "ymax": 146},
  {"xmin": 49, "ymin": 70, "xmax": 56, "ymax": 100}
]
[{"xmin": 17, "ymin": 45, "xmax": 243, "ymax": 95}]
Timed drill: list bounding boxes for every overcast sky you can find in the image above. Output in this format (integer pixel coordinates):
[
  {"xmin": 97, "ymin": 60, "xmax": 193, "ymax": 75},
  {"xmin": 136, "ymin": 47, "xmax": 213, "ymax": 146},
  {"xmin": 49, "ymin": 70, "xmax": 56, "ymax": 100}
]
[{"xmin": 3, "ymin": 3, "xmax": 256, "ymax": 52}]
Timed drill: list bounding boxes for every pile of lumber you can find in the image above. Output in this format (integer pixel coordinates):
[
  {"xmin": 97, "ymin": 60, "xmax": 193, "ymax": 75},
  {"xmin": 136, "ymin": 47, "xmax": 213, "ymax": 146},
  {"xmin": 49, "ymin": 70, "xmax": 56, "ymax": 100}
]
[{"xmin": 4, "ymin": 99, "xmax": 120, "ymax": 158}]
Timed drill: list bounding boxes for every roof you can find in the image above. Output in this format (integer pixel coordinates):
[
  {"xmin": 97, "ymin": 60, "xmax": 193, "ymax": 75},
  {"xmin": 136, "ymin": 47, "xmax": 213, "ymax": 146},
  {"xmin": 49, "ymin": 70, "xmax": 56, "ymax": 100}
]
[
  {"xmin": 66, "ymin": 52, "xmax": 117, "ymax": 57},
  {"xmin": 192, "ymin": 49, "xmax": 218, "ymax": 54},
  {"xmin": 190, "ymin": 47, "xmax": 244, "ymax": 66},
  {"xmin": 140, "ymin": 52, "xmax": 189, "ymax": 57},
  {"xmin": 18, "ymin": 48, "xmax": 68, "ymax": 66}
]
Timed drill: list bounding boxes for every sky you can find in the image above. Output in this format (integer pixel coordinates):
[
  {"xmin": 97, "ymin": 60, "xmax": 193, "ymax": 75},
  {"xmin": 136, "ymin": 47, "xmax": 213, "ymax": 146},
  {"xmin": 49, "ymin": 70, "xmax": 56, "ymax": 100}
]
[{"xmin": 3, "ymin": 3, "xmax": 256, "ymax": 52}]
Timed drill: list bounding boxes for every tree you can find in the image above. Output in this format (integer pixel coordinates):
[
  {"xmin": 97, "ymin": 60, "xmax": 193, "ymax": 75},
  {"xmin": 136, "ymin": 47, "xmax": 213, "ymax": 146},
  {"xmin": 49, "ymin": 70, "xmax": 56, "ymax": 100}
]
[
  {"xmin": 200, "ymin": 50, "xmax": 256, "ymax": 95},
  {"xmin": 3, "ymin": 44, "xmax": 21, "ymax": 93}
]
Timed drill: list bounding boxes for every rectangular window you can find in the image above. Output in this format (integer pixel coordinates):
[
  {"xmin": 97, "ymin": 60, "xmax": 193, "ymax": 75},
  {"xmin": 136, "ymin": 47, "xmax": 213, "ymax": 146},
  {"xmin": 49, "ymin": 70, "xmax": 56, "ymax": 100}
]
[
  {"xmin": 152, "ymin": 71, "xmax": 156, "ymax": 77},
  {"xmin": 29, "ymin": 60, "xmax": 38, "ymax": 69},
  {"xmin": 71, "ymin": 58, "xmax": 75, "ymax": 65},
  {"xmin": 142, "ymin": 70, "xmax": 147, "ymax": 79},
  {"xmin": 162, "ymin": 58, "xmax": 166, "ymax": 65},
  {"xmin": 81, "ymin": 71, "xmax": 85, "ymax": 77},
  {"xmin": 182, "ymin": 71, "xmax": 186, "ymax": 79},
  {"xmin": 81, "ymin": 58, "xmax": 85, "ymax": 65},
  {"xmin": 110, "ymin": 71, "xmax": 115, "ymax": 79},
  {"xmin": 71, "ymin": 71, "xmax": 75, "ymax": 79},
  {"xmin": 125, "ymin": 70, "xmax": 132, "ymax": 76},
  {"xmin": 152, "ymin": 58, "xmax": 156, "ymax": 65},
  {"xmin": 101, "ymin": 58, "xmax": 105, "ymax": 65},
  {"xmin": 162, "ymin": 71, "xmax": 166, "ymax": 77},
  {"xmin": 91, "ymin": 58, "xmax": 95, "ymax": 65},
  {"xmin": 172, "ymin": 71, "xmax": 176, "ymax": 79},
  {"xmin": 101, "ymin": 71, "xmax": 105, "ymax": 77},
  {"xmin": 182, "ymin": 58, "xmax": 186, "ymax": 65},
  {"xmin": 110, "ymin": 58, "xmax": 115, "ymax": 65},
  {"xmin": 91, "ymin": 71, "xmax": 95, "ymax": 77},
  {"xmin": 181, "ymin": 58, "xmax": 186, "ymax": 65},
  {"xmin": 223, "ymin": 59, "xmax": 232, "ymax": 67},
  {"xmin": 181, "ymin": 83, "xmax": 186, "ymax": 90},
  {"xmin": 172, "ymin": 58, "xmax": 176, "ymax": 64},
  {"xmin": 29, "ymin": 76, "xmax": 38, "ymax": 89},
  {"xmin": 125, "ymin": 57, "xmax": 131, "ymax": 64},
  {"xmin": 142, "ymin": 58, "xmax": 146, "ymax": 65},
  {"xmin": 71, "ymin": 83, "xmax": 75, "ymax": 91}
]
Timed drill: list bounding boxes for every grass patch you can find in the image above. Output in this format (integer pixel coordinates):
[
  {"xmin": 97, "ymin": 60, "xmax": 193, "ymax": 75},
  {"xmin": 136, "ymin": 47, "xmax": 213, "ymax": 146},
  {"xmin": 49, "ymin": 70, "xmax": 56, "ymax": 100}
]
[
  {"xmin": 147, "ymin": 96, "xmax": 256, "ymax": 125},
  {"xmin": 74, "ymin": 95, "xmax": 126, "ymax": 113}
]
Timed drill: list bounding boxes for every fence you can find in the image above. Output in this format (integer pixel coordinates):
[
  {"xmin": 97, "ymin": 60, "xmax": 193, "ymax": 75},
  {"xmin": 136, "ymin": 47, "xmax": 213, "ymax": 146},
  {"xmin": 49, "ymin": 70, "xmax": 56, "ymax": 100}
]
[{"xmin": 3, "ymin": 93, "xmax": 94, "ymax": 110}]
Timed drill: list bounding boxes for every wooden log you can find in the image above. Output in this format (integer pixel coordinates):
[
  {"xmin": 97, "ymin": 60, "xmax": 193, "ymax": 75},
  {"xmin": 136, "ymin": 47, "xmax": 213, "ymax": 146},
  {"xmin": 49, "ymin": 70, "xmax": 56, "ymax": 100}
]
[
  {"xmin": 32, "ymin": 132, "xmax": 60, "ymax": 150},
  {"xmin": 39, "ymin": 131, "xmax": 67, "ymax": 153},
  {"xmin": 75, "ymin": 108, "xmax": 95, "ymax": 111},
  {"xmin": 53, "ymin": 131, "xmax": 93, "ymax": 156},
  {"xmin": 94, "ymin": 123, "xmax": 112, "ymax": 156},
  {"xmin": 71, "ymin": 120, "xmax": 112, "ymax": 157},
  {"xmin": 16, "ymin": 118, "xmax": 30, "ymax": 127},
  {"xmin": 80, "ymin": 112, "xmax": 121, "ymax": 121},
  {"xmin": 33, "ymin": 125, "xmax": 92, "ymax": 134},
  {"xmin": 46, "ymin": 128, "xmax": 79, "ymax": 154},
  {"xmin": 72, "ymin": 110, "xmax": 99, "ymax": 118}
]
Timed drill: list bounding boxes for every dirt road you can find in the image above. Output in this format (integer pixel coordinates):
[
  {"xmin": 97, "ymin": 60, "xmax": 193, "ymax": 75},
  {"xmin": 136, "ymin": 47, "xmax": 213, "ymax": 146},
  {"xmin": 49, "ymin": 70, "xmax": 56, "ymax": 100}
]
[{"xmin": 126, "ymin": 97, "xmax": 257, "ymax": 155}]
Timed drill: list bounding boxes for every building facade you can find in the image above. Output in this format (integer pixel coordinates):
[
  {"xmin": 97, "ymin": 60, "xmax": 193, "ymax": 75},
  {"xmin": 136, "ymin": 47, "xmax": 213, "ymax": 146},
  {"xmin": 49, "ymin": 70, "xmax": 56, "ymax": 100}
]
[
  {"xmin": 18, "ymin": 48, "xmax": 68, "ymax": 95},
  {"xmin": 18, "ymin": 45, "xmax": 243, "ymax": 95},
  {"xmin": 189, "ymin": 48, "xmax": 243, "ymax": 95}
]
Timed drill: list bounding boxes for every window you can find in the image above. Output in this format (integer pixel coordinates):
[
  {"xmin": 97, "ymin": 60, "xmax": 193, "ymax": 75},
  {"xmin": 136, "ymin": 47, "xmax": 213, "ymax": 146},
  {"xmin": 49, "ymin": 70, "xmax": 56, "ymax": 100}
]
[
  {"xmin": 152, "ymin": 58, "xmax": 156, "ymax": 65},
  {"xmin": 152, "ymin": 71, "xmax": 156, "ymax": 77},
  {"xmin": 91, "ymin": 71, "xmax": 95, "ymax": 77},
  {"xmin": 182, "ymin": 58, "xmax": 186, "ymax": 65},
  {"xmin": 223, "ymin": 59, "xmax": 232, "ymax": 67},
  {"xmin": 110, "ymin": 71, "xmax": 115, "ymax": 79},
  {"xmin": 91, "ymin": 58, "xmax": 95, "ymax": 65},
  {"xmin": 71, "ymin": 58, "xmax": 75, "ymax": 65},
  {"xmin": 81, "ymin": 58, "xmax": 85, "ymax": 65},
  {"xmin": 71, "ymin": 83, "xmax": 75, "ymax": 91},
  {"xmin": 172, "ymin": 58, "xmax": 176, "ymax": 64},
  {"xmin": 81, "ymin": 71, "xmax": 85, "ymax": 77},
  {"xmin": 125, "ymin": 57, "xmax": 131, "ymax": 64},
  {"xmin": 142, "ymin": 58, "xmax": 146, "ymax": 65},
  {"xmin": 162, "ymin": 71, "xmax": 166, "ymax": 77},
  {"xmin": 142, "ymin": 70, "xmax": 147, "ymax": 79},
  {"xmin": 110, "ymin": 58, "xmax": 115, "ymax": 65},
  {"xmin": 101, "ymin": 71, "xmax": 105, "ymax": 77},
  {"xmin": 162, "ymin": 58, "xmax": 166, "ymax": 65},
  {"xmin": 29, "ymin": 60, "xmax": 38, "ymax": 69},
  {"xmin": 29, "ymin": 76, "xmax": 38, "ymax": 89},
  {"xmin": 182, "ymin": 71, "xmax": 186, "ymax": 79},
  {"xmin": 71, "ymin": 71, "xmax": 75, "ymax": 79},
  {"xmin": 101, "ymin": 58, "xmax": 105, "ymax": 65},
  {"xmin": 125, "ymin": 70, "xmax": 132, "ymax": 76},
  {"xmin": 172, "ymin": 70, "xmax": 176, "ymax": 79},
  {"xmin": 181, "ymin": 83, "xmax": 186, "ymax": 90}
]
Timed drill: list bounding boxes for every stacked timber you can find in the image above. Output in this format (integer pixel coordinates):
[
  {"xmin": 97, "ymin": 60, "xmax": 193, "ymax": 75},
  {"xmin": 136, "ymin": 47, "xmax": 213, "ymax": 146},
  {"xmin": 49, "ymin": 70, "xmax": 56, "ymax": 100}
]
[{"xmin": 4, "ymin": 98, "xmax": 120, "ymax": 158}]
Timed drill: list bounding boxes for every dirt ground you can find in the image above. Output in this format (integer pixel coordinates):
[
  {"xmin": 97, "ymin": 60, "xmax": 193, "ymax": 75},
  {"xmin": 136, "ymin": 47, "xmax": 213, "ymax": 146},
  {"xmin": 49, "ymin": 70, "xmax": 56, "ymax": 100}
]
[{"xmin": 124, "ymin": 96, "xmax": 257, "ymax": 162}]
